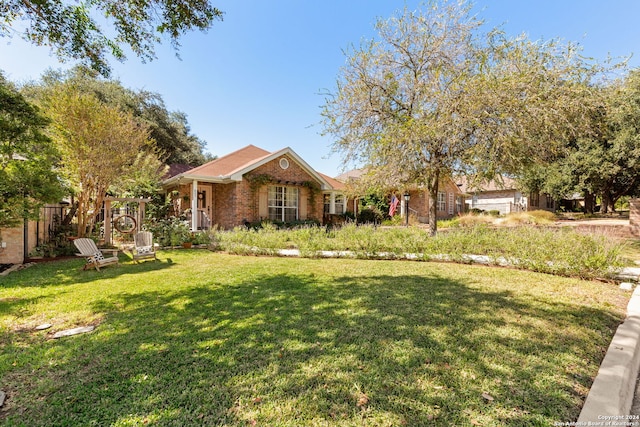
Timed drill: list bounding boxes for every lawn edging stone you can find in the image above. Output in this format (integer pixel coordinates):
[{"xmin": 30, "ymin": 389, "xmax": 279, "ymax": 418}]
[
  {"xmin": 577, "ymin": 285, "xmax": 640, "ymax": 422},
  {"xmin": 52, "ymin": 325, "xmax": 95, "ymax": 339}
]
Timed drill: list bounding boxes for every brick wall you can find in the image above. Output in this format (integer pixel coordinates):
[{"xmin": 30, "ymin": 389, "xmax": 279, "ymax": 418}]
[
  {"xmin": 631, "ymin": 198, "xmax": 640, "ymax": 237},
  {"xmin": 212, "ymin": 183, "xmax": 237, "ymax": 229},
  {"xmin": 0, "ymin": 226, "xmax": 24, "ymax": 264}
]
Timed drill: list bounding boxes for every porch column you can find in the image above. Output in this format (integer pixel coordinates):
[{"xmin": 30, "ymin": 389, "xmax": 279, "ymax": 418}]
[
  {"xmin": 191, "ymin": 180, "xmax": 198, "ymax": 231},
  {"xmin": 329, "ymin": 193, "xmax": 336, "ymax": 214},
  {"xmin": 400, "ymin": 198, "xmax": 406, "ymax": 217},
  {"xmin": 138, "ymin": 202, "xmax": 145, "ymax": 232}
]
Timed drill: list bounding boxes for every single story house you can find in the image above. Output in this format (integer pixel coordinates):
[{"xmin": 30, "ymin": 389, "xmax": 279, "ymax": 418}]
[
  {"xmin": 404, "ymin": 178, "xmax": 465, "ymax": 222},
  {"xmin": 334, "ymin": 169, "xmax": 465, "ymax": 222},
  {"xmin": 457, "ymin": 176, "xmax": 555, "ymax": 214},
  {"xmin": 162, "ymin": 145, "xmax": 347, "ymax": 230}
]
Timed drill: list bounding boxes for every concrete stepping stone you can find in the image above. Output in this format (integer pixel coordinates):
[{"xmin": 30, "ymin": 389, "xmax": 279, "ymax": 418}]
[
  {"xmin": 52, "ymin": 326, "xmax": 94, "ymax": 339},
  {"xmin": 0, "ymin": 390, "xmax": 5, "ymax": 407},
  {"xmin": 35, "ymin": 323, "xmax": 52, "ymax": 331}
]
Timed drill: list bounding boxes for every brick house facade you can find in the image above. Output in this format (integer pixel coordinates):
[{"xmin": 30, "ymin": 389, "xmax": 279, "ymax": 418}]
[{"xmin": 162, "ymin": 145, "xmax": 343, "ymax": 230}]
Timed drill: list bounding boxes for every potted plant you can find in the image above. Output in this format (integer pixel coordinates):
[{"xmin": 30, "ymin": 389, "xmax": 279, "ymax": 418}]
[{"xmin": 182, "ymin": 232, "xmax": 194, "ymax": 249}]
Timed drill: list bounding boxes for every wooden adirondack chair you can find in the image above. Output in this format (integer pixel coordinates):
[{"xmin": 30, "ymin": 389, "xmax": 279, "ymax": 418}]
[
  {"xmin": 73, "ymin": 238, "xmax": 119, "ymax": 271},
  {"xmin": 132, "ymin": 231, "xmax": 157, "ymax": 263}
]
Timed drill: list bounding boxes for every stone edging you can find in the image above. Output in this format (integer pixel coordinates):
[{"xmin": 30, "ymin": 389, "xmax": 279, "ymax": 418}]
[{"xmin": 577, "ymin": 286, "xmax": 640, "ymax": 422}]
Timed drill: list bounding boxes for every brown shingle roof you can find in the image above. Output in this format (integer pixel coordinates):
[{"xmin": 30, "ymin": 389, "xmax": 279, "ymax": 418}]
[
  {"xmin": 335, "ymin": 169, "xmax": 365, "ymax": 182},
  {"xmin": 457, "ymin": 176, "xmax": 517, "ymax": 194},
  {"xmin": 318, "ymin": 173, "xmax": 345, "ymax": 190},
  {"xmin": 185, "ymin": 145, "xmax": 271, "ymax": 177},
  {"xmin": 166, "ymin": 163, "xmax": 194, "ymax": 179}
]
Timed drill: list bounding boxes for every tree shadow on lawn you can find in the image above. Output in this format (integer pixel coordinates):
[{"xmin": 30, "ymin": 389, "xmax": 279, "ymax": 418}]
[
  {"xmin": 1, "ymin": 270, "xmax": 624, "ymax": 426},
  {"xmin": 0, "ymin": 253, "xmax": 177, "ymax": 290}
]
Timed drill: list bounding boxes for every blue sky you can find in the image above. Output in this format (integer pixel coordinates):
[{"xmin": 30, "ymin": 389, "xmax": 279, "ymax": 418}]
[{"xmin": 2, "ymin": 1, "xmax": 640, "ymax": 176}]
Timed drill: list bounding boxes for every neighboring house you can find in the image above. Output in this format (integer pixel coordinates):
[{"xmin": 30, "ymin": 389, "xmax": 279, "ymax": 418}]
[
  {"xmin": 161, "ymin": 145, "xmax": 346, "ymax": 230},
  {"xmin": 333, "ymin": 170, "xmax": 465, "ymax": 222},
  {"xmin": 403, "ymin": 177, "xmax": 465, "ymax": 222},
  {"xmin": 458, "ymin": 176, "xmax": 555, "ymax": 214}
]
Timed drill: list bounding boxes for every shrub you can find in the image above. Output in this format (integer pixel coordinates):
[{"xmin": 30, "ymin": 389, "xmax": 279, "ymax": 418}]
[
  {"xmin": 357, "ymin": 207, "xmax": 383, "ymax": 224},
  {"xmin": 145, "ymin": 216, "xmax": 191, "ymax": 247}
]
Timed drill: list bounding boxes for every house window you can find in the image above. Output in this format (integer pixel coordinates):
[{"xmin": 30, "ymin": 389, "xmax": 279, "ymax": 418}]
[
  {"xmin": 530, "ymin": 192, "xmax": 539, "ymax": 207},
  {"xmin": 437, "ymin": 192, "xmax": 446, "ymax": 211},
  {"xmin": 456, "ymin": 196, "xmax": 463, "ymax": 214},
  {"xmin": 268, "ymin": 186, "xmax": 298, "ymax": 222},
  {"xmin": 323, "ymin": 193, "xmax": 345, "ymax": 214},
  {"xmin": 448, "ymin": 192, "xmax": 454, "ymax": 215},
  {"xmin": 335, "ymin": 194, "xmax": 345, "ymax": 214}
]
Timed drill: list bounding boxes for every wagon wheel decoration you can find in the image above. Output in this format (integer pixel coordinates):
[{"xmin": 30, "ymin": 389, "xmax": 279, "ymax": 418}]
[{"xmin": 113, "ymin": 214, "xmax": 137, "ymax": 234}]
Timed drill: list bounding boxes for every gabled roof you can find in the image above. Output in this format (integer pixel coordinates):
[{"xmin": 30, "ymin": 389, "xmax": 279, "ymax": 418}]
[
  {"xmin": 186, "ymin": 145, "xmax": 271, "ymax": 178},
  {"xmin": 318, "ymin": 173, "xmax": 345, "ymax": 191},
  {"xmin": 163, "ymin": 145, "xmax": 337, "ymax": 190},
  {"xmin": 457, "ymin": 176, "xmax": 518, "ymax": 194},
  {"xmin": 335, "ymin": 168, "xmax": 365, "ymax": 182}
]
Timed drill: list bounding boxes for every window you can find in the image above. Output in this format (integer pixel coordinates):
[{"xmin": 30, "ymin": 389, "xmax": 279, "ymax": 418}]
[
  {"xmin": 323, "ymin": 193, "xmax": 345, "ymax": 214},
  {"xmin": 268, "ymin": 186, "xmax": 298, "ymax": 222},
  {"xmin": 456, "ymin": 196, "xmax": 463, "ymax": 214},
  {"xmin": 437, "ymin": 192, "xmax": 446, "ymax": 211},
  {"xmin": 335, "ymin": 194, "xmax": 345, "ymax": 214},
  {"xmin": 448, "ymin": 192, "xmax": 454, "ymax": 215},
  {"xmin": 530, "ymin": 192, "xmax": 539, "ymax": 207}
]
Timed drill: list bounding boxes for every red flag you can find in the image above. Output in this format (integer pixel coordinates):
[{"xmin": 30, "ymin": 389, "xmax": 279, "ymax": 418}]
[{"xmin": 389, "ymin": 195, "xmax": 399, "ymax": 216}]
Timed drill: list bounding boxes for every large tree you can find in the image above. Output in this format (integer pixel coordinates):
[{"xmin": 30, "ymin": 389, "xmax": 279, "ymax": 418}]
[
  {"xmin": 1, "ymin": 0, "xmax": 223, "ymax": 75},
  {"xmin": 43, "ymin": 86, "xmax": 153, "ymax": 236},
  {"xmin": 322, "ymin": 1, "xmax": 600, "ymax": 235},
  {"xmin": 518, "ymin": 70, "xmax": 640, "ymax": 213},
  {"xmin": 0, "ymin": 71, "xmax": 65, "ymax": 229},
  {"xmin": 23, "ymin": 67, "xmax": 211, "ymax": 165}
]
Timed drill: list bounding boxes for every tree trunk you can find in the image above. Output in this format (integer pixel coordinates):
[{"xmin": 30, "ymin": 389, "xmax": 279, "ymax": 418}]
[
  {"xmin": 583, "ymin": 192, "xmax": 595, "ymax": 214},
  {"xmin": 427, "ymin": 172, "xmax": 440, "ymax": 237},
  {"xmin": 601, "ymin": 191, "xmax": 613, "ymax": 214}
]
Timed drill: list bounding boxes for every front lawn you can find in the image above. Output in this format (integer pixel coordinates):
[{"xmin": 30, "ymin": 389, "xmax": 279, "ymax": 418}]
[{"xmin": 0, "ymin": 251, "xmax": 628, "ymax": 426}]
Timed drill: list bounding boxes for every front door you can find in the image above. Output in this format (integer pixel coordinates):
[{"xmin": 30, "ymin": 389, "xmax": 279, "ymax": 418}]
[{"xmin": 196, "ymin": 187, "xmax": 212, "ymax": 230}]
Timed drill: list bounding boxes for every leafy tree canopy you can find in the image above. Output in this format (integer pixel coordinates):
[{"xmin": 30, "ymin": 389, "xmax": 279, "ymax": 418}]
[
  {"xmin": 518, "ymin": 69, "xmax": 640, "ymax": 213},
  {"xmin": 322, "ymin": 0, "xmax": 607, "ymax": 234},
  {"xmin": 0, "ymin": 71, "xmax": 65, "ymax": 229},
  {"xmin": 1, "ymin": 0, "xmax": 223, "ymax": 75},
  {"xmin": 42, "ymin": 84, "xmax": 155, "ymax": 236},
  {"xmin": 23, "ymin": 67, "xmax": 211, "ymax": 166}
]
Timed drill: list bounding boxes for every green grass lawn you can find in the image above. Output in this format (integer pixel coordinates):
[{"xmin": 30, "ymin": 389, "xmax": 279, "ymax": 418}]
[{"xmin": 0, "ymin": 250, "xmax": 629, "ymax": 426}]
